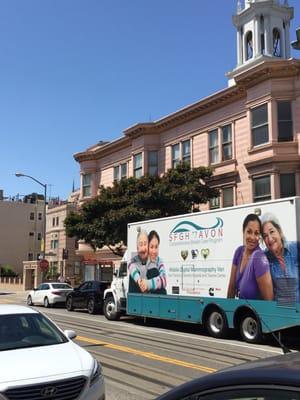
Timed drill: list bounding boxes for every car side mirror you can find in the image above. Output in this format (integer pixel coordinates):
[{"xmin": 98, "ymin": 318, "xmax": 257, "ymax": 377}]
[{"xmin": 64, "ymin": 330, "xmax": 77, "ymax": 340}]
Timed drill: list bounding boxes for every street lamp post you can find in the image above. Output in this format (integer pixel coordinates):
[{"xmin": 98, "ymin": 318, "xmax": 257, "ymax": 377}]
[{"xmin": 15, "ymin": 173, "xmax": 47, "ymax": 262}]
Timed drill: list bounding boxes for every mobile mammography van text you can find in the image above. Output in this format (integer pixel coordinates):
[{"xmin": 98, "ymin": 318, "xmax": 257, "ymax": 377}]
[{"xmin": 103, "ymin": 197, "xmax": 300, "ymax": 343}]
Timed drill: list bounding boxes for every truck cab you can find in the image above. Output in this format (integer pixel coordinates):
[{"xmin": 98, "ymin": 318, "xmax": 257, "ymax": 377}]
[{"xmin": 103, "ymin": 260, "xmax": 128, "ymax": 320}]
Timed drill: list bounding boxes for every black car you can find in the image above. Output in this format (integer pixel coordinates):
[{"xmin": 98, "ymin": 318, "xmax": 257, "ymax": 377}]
[
  {"xmin": 66, "ymin": 280, "xmax": 110, "ymax": 314},
  {"xmin": 156, "ymin": 350, "xmax": 300, "ymax": 400}
]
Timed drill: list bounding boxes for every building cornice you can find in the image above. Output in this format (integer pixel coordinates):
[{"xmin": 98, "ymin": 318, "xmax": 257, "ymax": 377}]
[
  {"xmin": 74, "ymin": 59, "xmax": 300, "ymax": 164},
  {"xmin": 73, "ymin": 85, "xmax": 245, "ymax": 162},
  {"xmin": 208, "ymin": 170, "xmax": 239, "ymax": 186},
  {"xmin": 74, "ymin": 136, "xmax": 131, "ymax": 162},
  {"xmin": 228, "ymin": 58, "xmax": 300, "ymax": 89},
  {"xmin": 123, "ymin": 86, "xmax": 245, "ymax": 138},
  {"xmin": 233, "ymin": 2, "xmax": 293, "ymax": 27},
  {"xmin": 245, "ymin": 154, "xmax": 300, "ymax": 170}
]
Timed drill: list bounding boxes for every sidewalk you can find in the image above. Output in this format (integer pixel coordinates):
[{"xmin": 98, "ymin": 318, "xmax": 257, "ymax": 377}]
[
  {"xmin": 0, "ymin": 290, "xmax": 30, "ymax": 299},
  {"xmin": 0, "ymin": 291, "xmax": 29, "ymax": 307}
]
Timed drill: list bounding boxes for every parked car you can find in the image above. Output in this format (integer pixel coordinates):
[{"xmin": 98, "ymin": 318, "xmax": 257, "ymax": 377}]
[
  {"xmin": 155, "ymin": 350, "xmax": 300, "ymax": 400},
  {"xmin": 27, "ymin": 282, "xmax": 73, "ymax": 308},
  {"xmin": 0, "ymin": 304, "xmax": 105, "ymax": 400},
  {"xmin": 66, "ymin": 280, "xmax": 110, "ymax": 314}
]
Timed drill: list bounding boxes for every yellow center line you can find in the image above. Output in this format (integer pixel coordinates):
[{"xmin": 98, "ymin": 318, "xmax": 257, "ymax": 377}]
[{"xmin": 76, "ymin": 335, "xmax": 216, "ymax": 373}]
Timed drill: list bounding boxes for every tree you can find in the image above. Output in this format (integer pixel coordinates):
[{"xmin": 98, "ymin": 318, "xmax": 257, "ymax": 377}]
[
  {"xmin": 0, "ymin": 264, "xmax": 18, "ymax": 277},
  {"xmin": 65, "ymin": 163, "xmax": 219, "ymax": 255}
]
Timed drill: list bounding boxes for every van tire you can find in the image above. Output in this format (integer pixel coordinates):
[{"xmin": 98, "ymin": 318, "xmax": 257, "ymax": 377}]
[
  {"xmin": 103, "ymin": 296, "xmax": 121, "ymax": 321},
  {"xmin": 240, "ymin": 313, "xmax": 262, "ymax": 344},
  {"xmin": 206, "ymin": 308, "xmax": 228, "ymax": 338}
]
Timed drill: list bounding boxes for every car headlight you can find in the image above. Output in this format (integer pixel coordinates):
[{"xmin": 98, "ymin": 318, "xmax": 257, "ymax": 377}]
[{"xmin": 90, "ymin": 359, "xmax": 102, "ymax": 386}]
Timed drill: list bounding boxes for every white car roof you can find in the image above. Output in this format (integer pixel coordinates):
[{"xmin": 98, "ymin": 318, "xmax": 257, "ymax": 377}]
[{"xmin": 0, "ymin": 304, "xmax": 38, "ymax": 315}]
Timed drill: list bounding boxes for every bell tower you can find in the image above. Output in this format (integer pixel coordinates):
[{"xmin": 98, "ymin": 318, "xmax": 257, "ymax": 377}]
[{"xmin": 228, "ymin": 0, "xmax": 294, "ymax": 83}]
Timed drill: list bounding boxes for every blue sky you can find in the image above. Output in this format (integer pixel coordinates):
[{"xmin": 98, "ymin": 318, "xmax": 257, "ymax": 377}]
[{"xmin": 1, "ymin": 0, "xmax": 299, "ymax": 200}]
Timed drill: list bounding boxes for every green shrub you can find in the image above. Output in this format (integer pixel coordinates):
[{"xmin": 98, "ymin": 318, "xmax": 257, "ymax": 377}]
[{"xmin": 0, "ymin": 265, "xmax": 18, "ymax": 277}]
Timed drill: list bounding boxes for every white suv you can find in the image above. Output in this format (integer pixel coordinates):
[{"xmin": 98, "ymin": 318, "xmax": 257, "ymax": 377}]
[{"xmin": 0, "ymin": 304, "xmax": 105, "ymax": 400}]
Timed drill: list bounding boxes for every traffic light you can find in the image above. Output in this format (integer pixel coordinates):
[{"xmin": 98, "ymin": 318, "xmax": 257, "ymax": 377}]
[{"xmin": 62, "ymin": 248, "xmax": 69, "ymax": 260}]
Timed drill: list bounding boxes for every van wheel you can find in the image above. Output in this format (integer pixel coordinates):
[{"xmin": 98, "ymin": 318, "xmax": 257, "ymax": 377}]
[
  {"xmin": 103, "ymin": 297, "xmax": 120, "ymax": 321},
  {"xmin": 240, "ymin": 313, "xmax": 262, "ymax": 344},
  {"xmin": 206, "ymin": 309, "xmax": 228, "ymax": 338}
]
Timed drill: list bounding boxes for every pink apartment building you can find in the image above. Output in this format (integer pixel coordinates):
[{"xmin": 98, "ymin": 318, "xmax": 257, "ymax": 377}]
[{"xmin": 74, "ymin": 0, "xmax": 300, "ymax": 275}]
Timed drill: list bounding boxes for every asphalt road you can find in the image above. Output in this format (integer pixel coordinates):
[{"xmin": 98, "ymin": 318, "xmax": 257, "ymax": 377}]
[{"xmin": 0, "ymin": 291, "xmax": 289, "ymax": 399}]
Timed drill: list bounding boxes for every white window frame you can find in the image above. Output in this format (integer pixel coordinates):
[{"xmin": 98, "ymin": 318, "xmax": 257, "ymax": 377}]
[
  {"xmin": 209, "ymin": 129, "xmax": 219, "ymax": 164},
  {"xmin": 113, "ymin": 166, "xmax": 120, "ymax": 182},
  {"xmin": 280, "ymin": 173, "xmax": 296, "ymax": 198},
  {"xmin": 209, "ymin": 196, "xmax": 220, "ymax": 210},
  {"xmin": 221, "ymin": 125, "xmax": 232, "ymax": 161},
  {"xmin": 182, "ymin": 140, "xmax": 191, "ymax": 165},
  {"xmin": 172, "ymin": 143, "xmax": 180, "ymax": 168},
  {"xmin": 277, "ymin": 101, "xmax": 293, "ymax": 142},
  {"xmin": 121, "ymin": 162, "xmax": 127, "ymax": 179},
  {"xmin": 253, "ymin": 175, "xmax": 271, "ymax": 202},
  {"xmin": 82, "ymin": 173, "xmax": 92, "ymax": 197},
  {"xmin": 148, "ymin": 150, "xmax": 158, "ymax": 176},
  {"xmin": 251, "ymin": 104, "xmax": 269, "ymax": 147},
  {"xmin": 222, "ymin": 187, "xmax": 234, "ymax": 208},
  {"xmin": 114, "ymin": 162, "xmax": 128, "ymax": 181},
  {"xmin": 172, "ymin": 139, "xmax": 191, "ymax": 168},
  {"xmin": 51, "ymin": 239, "xmax": 59, "ymax": 249},
  {"xmin": 133, "ymin": 153, "xmax": 143, "ymax": 178},
  {"xmin": 209, "ymin": 125, "xmax": 233, "ymax": 165}
]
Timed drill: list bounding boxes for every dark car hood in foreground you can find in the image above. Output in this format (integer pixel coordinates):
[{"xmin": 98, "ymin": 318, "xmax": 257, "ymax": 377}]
[{"xmin": 156, "ymin": 351, "xmax": 300, "ymax": 399}]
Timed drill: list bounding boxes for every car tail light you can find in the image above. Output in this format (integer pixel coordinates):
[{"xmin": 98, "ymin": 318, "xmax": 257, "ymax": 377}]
[{"xmin": 52, "ymin": 291, "xmax": 62, "ymax": 295}]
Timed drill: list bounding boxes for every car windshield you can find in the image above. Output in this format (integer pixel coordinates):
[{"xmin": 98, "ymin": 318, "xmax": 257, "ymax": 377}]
[
  {"xmin": 0, "ymin": 313, "xmax": 68, "ymax": 351},
  {"xmin": 51, "ymin": 283, "xmax": 72, "ymax": 289}
]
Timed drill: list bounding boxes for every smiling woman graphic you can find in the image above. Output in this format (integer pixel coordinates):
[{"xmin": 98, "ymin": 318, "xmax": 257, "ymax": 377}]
[
  {"xmin": 261, "ymin": 213, "xmax": 300, "ymax": 305},
  {"xmin": 227, "ymin": 213, "xmax": 273, "ymax": 301}
]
